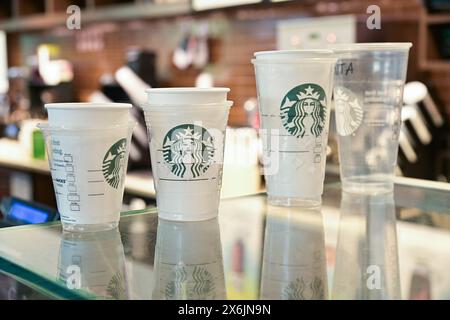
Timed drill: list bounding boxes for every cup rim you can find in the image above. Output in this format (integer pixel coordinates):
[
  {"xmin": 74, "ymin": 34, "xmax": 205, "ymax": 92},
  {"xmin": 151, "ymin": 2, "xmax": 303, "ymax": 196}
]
[
  {"xmin": 145, "ymin": 87, "xmax": 230, "ymax": 94},
  {"xmin": 254, "ymin": 49, "xmax": 334, "ymax": 58},
  {"xmin": 251, "ymin": 57, "xmax": 337, "ymax": 65},
  {"xmin": 142, "ymin": 101, "xmax": 234, "ymax": 109},
  {"xmin": 328, "ymin": 42, "xmax": 413, "ymax": 52},
  {"xmin": 45, "ymin": 102, "xmax": 132, "ymax": 110},
  {"xmin": 37, "ymin": 120, "xmax": 137, "ymax": 132}
]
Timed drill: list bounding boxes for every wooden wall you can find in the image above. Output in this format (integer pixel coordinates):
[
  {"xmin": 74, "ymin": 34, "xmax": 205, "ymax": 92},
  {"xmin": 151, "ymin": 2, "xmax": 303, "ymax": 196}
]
[{"xmin": 7, "ymin": 0, "xmax": 449, "ymax": 126}]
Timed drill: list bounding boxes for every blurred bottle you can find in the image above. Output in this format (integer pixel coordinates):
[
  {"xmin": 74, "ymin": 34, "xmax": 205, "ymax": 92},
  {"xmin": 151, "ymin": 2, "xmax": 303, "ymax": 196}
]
[
  {"xmin": 260, "ymin": 205, "xmax": 328, "ymax": 300},
  {"xmin": 152, "ymin": 217, "xmax": 226, "ymax": 300},
  {"xmin": 58, "ymin": 228, "xmax": 128, "ymax": 300},
  {"xmin": 333, "ymin": 191, "xmax": 401, "ymax": 299}
]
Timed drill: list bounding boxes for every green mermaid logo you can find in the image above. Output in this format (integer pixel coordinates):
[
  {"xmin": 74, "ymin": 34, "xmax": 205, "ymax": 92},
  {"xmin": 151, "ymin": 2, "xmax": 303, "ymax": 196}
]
[
  {"xmin": 102, "ymin": 138, "xmax": 127, "ymax": 189},
  {"xmin": 280, "ymin": 84, "xmax": 327, "ymax": 138},
  {"xmin": 162, "ymin": 124, "xmax": 215, "ymax": 179}
]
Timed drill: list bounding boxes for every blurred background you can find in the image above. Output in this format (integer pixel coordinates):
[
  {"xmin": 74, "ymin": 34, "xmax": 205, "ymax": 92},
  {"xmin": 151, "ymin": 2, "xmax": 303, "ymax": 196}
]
[{"xmin": 0, "ymin": 0, "xmax": 449, "ymax": 219}]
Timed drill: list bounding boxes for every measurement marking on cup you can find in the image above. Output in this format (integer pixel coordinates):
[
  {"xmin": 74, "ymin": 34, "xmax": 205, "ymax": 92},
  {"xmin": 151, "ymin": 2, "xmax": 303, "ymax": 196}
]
[
  {"xmin": 261, "ymin": 114, "xmax": 279, "ymax": 118},
  {"xmin": 160, "ymin": 179, "xmax": 211, "ymax": 182},
  {"xmin": 160, "ymin": 261, "xmax": 220, "ymax": 267},
  {"xmin": 87, "ymin": 169, "xmax": 102, "ymax": 172},
  {"xmin": 267, "ymin": 150, "xmax": 309, "ymax": 153},
  {"xmin": 68, "ymin": 194, "xmax": 80, "ymax": 201},
  {"xmin": 88, "ymin": 180, "xmax": 103, "ymax": 183},
  {"xmin": 88, "ymin": 193, "xmax": 104, "ymax": 197}
]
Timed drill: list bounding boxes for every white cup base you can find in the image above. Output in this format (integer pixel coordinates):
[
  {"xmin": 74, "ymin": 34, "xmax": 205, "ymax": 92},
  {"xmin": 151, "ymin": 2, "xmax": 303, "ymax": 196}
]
[
  {"xmin": 158, "ymin": 210, "xmax": 218, "ymax": 222},
  {"xmin": 268, "ymin": 195, "xmax": 322, "ymax": 208},
  {"xmin": 62, "ymin": 221, "xmax": 119, "ymax": 233}
]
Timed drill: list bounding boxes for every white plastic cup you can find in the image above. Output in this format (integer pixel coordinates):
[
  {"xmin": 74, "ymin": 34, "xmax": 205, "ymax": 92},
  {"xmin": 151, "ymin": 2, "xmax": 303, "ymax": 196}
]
[
  {"xmin": 39, "ymin": 103, "xmax": 134, "ymax": 232},
  {"xmin": 152, "ymin": 218, "xmax": 226, "ymax": 300},
  {"xmin": 58, "ymin": 229, "xmax": 128, "ymax": 299},
  {"xmin": 260, "ymin": 205, "xmax": 328, "ymax": 300},
  {"xmin": 142, "ymin": 88, "xmax": 233, "ymax": 221},
  {"xmin": 252, "ymin": 50, "xmax": 336, "ymax": 207}
]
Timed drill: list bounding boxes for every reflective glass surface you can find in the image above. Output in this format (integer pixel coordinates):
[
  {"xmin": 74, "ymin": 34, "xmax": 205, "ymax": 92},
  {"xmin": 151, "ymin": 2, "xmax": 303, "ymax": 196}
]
[{"xmin": 0, "ymin": 180, "xmax": 449, "ymax": 300}]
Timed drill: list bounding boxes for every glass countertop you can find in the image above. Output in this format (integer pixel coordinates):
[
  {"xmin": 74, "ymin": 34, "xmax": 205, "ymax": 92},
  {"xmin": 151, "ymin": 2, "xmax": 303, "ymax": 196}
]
[{"xmin": 0, "ymin": 179, "xmax": 449, "ymax": 300}]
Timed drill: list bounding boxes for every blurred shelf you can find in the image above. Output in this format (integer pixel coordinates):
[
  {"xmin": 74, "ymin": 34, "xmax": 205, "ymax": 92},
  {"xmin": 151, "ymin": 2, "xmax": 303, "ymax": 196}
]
[
  {"xmin": 421, "ymin": 60, "xmax": 450, "ymax": 71},
  {"xmin": 418, "ymin": 8, "xmax": 450, "ymax": 72},
  {"xmin": 0, "ymin": 1, "xmax": 190, "ymax": 32},
  {"xmin": 425, "ymin": 12, "xmax": 450, "ymax": 25}
]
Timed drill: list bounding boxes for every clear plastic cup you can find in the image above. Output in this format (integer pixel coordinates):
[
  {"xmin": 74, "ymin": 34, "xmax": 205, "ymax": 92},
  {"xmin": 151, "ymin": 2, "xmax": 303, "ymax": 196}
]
[
  {"xmin": 142, "ymin": 88, "xmax": 233, "ymax": 221},
  {"xmin": 38, "ymin": 120, "xmax": 135, "ymax": 232},
  {"xmin": 252, "ymin": 50, "xmax": 336, "ymax": 207},
  {"xmin": 332, "ymin": 191, "xmax": 400, "ymax": 300},
  {"xmin": 331, "ymin": 43, "xmax": 412, "ymax": 193},
  {"xmin": 58, "ymin": 228, "xmax": 128, "ymax": 299},
  {"xmin": 152, "ymin": 218, "xmax": 226, "ymax": 300},
  {"xmin": 260, "ymin": 205, "xmax": 327, "ymax": 300}
]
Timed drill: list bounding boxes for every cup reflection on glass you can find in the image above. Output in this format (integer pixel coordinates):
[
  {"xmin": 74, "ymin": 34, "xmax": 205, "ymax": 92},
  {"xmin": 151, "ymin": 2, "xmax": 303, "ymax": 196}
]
[
  {"xmin": 252, "ymin": 50, "xmax": 336, "ymax": 207},
  {"xmin": 57, "ymin": 228, "xmax": 128, "ymax": 300},
  {"xmin": 331, "ymin": 43, "xmax": 412, "ymax": 193},
  {"xmin": 260, "ymin": 205, "xmax": 328, "ymax": 300},
  {"xmin": 332, "ymin": 191, "xmax": 401, "ymax": 300},
  {"xmin": 152, "ymin": 217, "xmax": 226, "ymax": 300}
]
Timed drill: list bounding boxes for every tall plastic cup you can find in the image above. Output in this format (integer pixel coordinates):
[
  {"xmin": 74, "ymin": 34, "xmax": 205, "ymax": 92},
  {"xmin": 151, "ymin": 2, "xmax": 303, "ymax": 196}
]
[
  {"xmin": 260, "ymin": 205, "xmax": 327, "ymax": 300},
  {"xmin": 142, "ymin": 88, "xmax": 233, "ymax": 221},
  {"xmin": 38, "ymin": 103, "xmax": 134, "ymax": 232},
  {"xmin": 152, "ymin": 218, "xmax": 226, "ymax": 300},
  {"xmin": 331, "ymin": 43, "xmax": 412, "ymax": 193},
  {"xmin": 252, "ymin": 50, "xmax": 336, "ymax": 207}
]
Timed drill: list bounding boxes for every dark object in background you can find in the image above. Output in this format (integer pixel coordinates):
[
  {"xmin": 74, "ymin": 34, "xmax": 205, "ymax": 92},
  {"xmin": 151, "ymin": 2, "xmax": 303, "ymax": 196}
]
[
  {"xmin": 101, "ymin": 83, "xmax": 130, "ymax": 103},
  {"xmin": 101, "ymin": 82, "xmax": 152, "ymax": 171},
  {"xmin": 431, "ymin": 24, "xmax": 450, "ymax": 59},
  {"xmin": 124, "ymin": 49, "xmax": 157, "ymax": 171},
  {"xmin": 126, "ymin": 49, "xmax": 158, "ymax": 88},
  {"xmin": 28, "ymin": 82, "xmax": 74, "ymax": 118},
  {"xmin": 424, "ymin": 0, "xmax": 450, "ymax": 13},
  {"xmin": 101, "ymin": 49, "xmax": 157, "ymax": 171},
  {"xmin": 399, "ymin": 81, "xmax": 449, "ymax": 182}
]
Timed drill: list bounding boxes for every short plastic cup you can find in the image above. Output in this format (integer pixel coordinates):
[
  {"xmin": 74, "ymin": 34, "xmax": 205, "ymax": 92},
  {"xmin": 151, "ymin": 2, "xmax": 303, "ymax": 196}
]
[
  {"xmin": 142, "ymin": 88, "xmax": 233, "ymax": 221},
  {"xmin": 152, "ymin": 218, "xmax": 226, "ymax": 300},
  {"xmin": 331, "ymin": 43, "xmax": 412, "ymax": 193},
  {"xmin": 260, "ymin": 205, "xmax": 327, "ymax": 300},
  {"xmin": 39, "ymin": 103, "xmax": 134, "ymax": 232},
  {"xmin": 252, "ymin": 50, "xmax": 336, "ymax": 207},
  {"xmin": 58, "ymin": 228, "xmax": 128, "ymax": 299}
]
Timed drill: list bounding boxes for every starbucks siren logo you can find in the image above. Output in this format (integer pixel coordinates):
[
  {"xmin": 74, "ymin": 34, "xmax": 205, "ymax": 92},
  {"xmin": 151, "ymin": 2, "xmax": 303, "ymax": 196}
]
[
  {"xmin": 282, "ymin": 277, "xmax": 325, "ymax": 300},
  {"xmin": 102, "ymin": 138, "xmax": 127, "ymax": 189},
  {"xmin": 163, "ymin": 124, "xmax": 214, "ymax": 178},
  {"xmin": 334, "ymin": 87, "xmax": 363, "ymax": 136},
  {"xmin": 280, "ymin": 84, "xmax": 327, "ymax": 138},
  {"xmin": 165, "ymin": 266, "xmax": 215, "ymax": 299}
]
